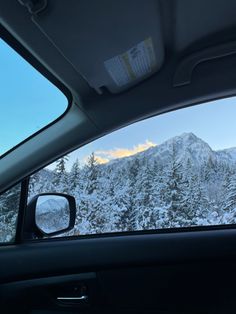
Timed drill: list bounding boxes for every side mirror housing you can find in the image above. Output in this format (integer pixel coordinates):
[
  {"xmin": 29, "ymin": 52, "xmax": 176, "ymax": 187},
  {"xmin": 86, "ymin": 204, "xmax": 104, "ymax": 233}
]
[{"xmin": 23, "ymin": 193, "xmax": 76, "ymax": 239}]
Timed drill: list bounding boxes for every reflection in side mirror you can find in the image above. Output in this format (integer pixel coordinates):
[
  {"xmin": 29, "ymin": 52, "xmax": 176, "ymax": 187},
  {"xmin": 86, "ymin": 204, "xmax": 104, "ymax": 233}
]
[
  {"xmin": 35, "ymin": 195, "xmax": 70, "ymax": 234},
  {"xmin": 23, "ymin": 193, "xmax": 76, "ymax": 239}
]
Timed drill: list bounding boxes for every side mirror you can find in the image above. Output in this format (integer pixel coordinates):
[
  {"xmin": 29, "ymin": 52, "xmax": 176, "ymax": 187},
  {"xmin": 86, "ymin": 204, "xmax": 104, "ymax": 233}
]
[{"xmin": 23, "ymin": 193, "xmax": 76, "ymax": 239}]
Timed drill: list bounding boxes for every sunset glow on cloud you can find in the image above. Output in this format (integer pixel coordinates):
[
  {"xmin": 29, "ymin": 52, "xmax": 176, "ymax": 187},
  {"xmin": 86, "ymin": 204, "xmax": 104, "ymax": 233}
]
[
  {"xmin": 94, "ymin": 140, "xmax": 156, "ymax": 164},
  {"xmin": 94, "ymin": 155, "xmax": 110, "ymax": 164}
]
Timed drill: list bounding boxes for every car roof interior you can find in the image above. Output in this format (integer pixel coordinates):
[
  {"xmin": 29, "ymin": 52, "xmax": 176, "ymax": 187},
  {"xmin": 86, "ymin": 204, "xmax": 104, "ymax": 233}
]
[
  {"xmin": 2, "ymin": 0, "xmax": 236, "ymax": 191},
  {"xmin": 2, "ymin": 2, "xmax": 236, "ymax": 314}
]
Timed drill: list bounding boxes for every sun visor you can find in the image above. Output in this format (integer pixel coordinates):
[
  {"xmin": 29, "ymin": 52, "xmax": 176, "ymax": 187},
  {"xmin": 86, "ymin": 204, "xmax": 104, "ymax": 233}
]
[{"xmin": 32, "ymin": 0, "xmax": 165, "ymax": 94}]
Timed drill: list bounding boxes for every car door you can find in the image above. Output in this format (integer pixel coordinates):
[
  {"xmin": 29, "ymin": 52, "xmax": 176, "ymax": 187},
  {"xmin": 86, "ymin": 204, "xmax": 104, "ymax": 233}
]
[{"xmin": 2, "ymin": 98, "xmax": 236, "ymax": 314}]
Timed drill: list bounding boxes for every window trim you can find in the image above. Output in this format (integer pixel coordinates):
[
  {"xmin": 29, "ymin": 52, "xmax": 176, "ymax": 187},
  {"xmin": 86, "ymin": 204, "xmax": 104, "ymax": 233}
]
[
  {"xmin": 15, "ymin": 178, "xmax": 29, "ymax": 244},
  {"xmin": 22, "ymin": 222, "xmax": 236, "ymax": 244}
]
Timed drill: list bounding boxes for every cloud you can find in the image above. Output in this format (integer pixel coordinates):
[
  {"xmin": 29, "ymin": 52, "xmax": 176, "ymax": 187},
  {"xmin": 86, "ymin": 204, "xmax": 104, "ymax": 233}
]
[
  {"xmin": 94, "ymin": 155, "xmax": 109, "ymax": 164},
  {"xmin": 96, "ymin": 140, "xmax": 156, "ymax": 161}
]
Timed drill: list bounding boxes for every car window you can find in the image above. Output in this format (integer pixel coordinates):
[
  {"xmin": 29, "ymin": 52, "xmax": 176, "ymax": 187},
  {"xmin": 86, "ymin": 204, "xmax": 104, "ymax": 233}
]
[
  {"xmin": 28, "ymin": 97, "xmax": 236, "ymax": 237},
  {"xmin": 0, "ymin": 38, "xmax": 68, "ymax": 157},
  {"xmin": 0, "ymin": 183, "xmax": 21, "ymax": 242}
]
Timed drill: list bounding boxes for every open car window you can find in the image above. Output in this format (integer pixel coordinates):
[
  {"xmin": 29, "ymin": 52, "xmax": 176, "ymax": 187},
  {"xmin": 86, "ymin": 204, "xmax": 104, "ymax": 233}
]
[
  {"xmin": 0, "ymin": 38, "xmax": 68, "ymax": 157},
  {"xmin": 27, "ymin": 97, "xmax": 236, "ymax": 238}
]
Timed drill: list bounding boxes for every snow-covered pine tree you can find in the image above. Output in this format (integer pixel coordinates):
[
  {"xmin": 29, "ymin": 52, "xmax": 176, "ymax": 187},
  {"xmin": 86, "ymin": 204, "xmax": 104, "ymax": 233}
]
[
  {"xmin": 115, "ymin": 157, "xmax": 140, "ymax": 231},
  {"xmin": 222, "ymin": 170, "xmax": 236, "ymax": 212},
  {"xmin": 78, "ymin": 152, "xmax": 104, "ymax": 233},
  {"xmin": 29, "ymin": 171, "xmax": 40, "ymax": 196},
  {"xmin": 69, "ymin": 159, "xmax": 81, "ymax": 193},
  {"xmin": 0, "ymin": 183, "xmax": 21, "ymax": 241},
  {"xmin": 85, "ymin": 153, "xmax": 98, "ymax": 195},
  {"xmin": 137, "ymin": 159, "xmax": 157, "ymax": 230},
  {"xmin": 161, "ymin": 144, "xmax": 194, "ymax": 228},
  {"xmin": 53, "ymin": 155, "xmax": 69, "ymax": 192},
  {"xmin": 204, "ymin": 155, "xmax": 215, "ymax": 182},
  {"xmin": 178, "ymin": 158, "xmax": 198, "ymax": 226}
]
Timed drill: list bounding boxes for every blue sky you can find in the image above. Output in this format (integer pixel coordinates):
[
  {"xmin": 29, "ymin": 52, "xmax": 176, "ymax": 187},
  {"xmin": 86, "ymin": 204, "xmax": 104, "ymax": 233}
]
[
  {"xmin": 2, "ymin": 38, "xmax": 236, "ymax": 170},
  {"xmin": 0, "ymin": 39, "xmax": 67, "ymax": 155}
]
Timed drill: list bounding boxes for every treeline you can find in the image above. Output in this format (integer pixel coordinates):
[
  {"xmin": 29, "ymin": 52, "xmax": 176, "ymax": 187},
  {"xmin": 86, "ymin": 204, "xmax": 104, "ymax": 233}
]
[{"xmin": 29, "ymin": 146, "xmax": 236, "ymax": 236}]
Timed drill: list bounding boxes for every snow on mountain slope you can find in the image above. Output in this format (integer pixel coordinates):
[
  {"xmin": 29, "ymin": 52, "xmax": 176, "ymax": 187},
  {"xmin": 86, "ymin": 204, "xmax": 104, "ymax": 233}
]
[
  {"xmin": 105, "ymin": 132, "xmax": 217, "ymax": 173},
  {"xmin": 139, "ymin": 132, "xmax": 213, "ymax": 165},
  {"xmin": 37, "ymin": 198, "xmax": 67, "ymax": 214},
  {"xmin": 216, "ymin": 147, "xmax": 236, "ymax": 164}
]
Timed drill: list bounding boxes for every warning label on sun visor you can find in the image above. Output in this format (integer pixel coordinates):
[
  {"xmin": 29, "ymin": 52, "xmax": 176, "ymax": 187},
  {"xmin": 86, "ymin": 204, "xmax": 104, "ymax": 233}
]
[{"xmin": 104, "ymin": 37, "xmax": 157, "ymax": 87}]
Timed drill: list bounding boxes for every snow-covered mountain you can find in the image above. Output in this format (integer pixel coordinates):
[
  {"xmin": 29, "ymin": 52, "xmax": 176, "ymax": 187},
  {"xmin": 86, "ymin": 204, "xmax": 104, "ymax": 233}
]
[
  {"xmin": 113, "ymin": 132, "xmax": 215, "ymax": 168},
  {"xmin": 216, "ymin": 147, "xmax": 236, "ymax": 164},
  {"xmin": 2, "ymin": 132, "xmax": 236, "ymax": 242},
  {"xmin": 36, "ymin": 197, "xmax": 68, "ymax": 215}
]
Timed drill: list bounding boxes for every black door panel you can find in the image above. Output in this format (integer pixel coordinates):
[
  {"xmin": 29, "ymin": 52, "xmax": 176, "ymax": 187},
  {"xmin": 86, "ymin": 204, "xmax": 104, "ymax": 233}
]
[
  {"xmin": 1, "ymin": 229, "xmax": 236, "ymax": 283},
  {"xmin": 1, "ymin": 229, "xmax": 236, "ymax": 313},
  {"xmin": 1, "ymin": 264, "xmax": 236, "ymax": 313}
]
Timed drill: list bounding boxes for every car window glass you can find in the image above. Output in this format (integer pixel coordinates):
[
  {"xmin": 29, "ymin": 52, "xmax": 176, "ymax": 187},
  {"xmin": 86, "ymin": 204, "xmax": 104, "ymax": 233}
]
[
  {"xmin": 0, "ymin": 183, "xmax": 21, "ymax": 242},
  {"xmin": 29, "ymin": 97, "xmax": 236, "ymax": 237},
  {"xmin": 0, "ymin": 38, "xmax": 68, "ymax": 156}
]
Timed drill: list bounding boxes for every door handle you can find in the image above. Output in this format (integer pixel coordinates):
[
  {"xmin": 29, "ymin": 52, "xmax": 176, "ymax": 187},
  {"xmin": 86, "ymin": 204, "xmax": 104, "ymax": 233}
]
[{"xmin": 57, "ymin": 295, "xmax": 88, "ymax": 301}]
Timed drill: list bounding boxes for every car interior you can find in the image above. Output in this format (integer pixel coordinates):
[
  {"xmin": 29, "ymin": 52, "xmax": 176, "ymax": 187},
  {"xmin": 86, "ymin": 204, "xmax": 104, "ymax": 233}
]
[{"xmin": 1, "ymin": 0, "xmax": 236, "ymax": 313}]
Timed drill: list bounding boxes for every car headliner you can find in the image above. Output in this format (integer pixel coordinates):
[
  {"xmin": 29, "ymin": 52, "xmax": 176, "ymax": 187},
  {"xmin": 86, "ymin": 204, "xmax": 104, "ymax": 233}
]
[{"xmin": 1, "ymin": 0, "xmax": 236, "ymax": 192}]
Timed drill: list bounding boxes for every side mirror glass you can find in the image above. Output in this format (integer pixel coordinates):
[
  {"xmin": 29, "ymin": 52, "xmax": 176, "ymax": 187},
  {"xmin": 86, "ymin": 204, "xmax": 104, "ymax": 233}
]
[
  {"xmin": 24, "ymin": 193, "xmax": 76, "ymax": 239},
  {"xmin": 35, "ymin": 195, "xmax": 70, "ymax": 234}
]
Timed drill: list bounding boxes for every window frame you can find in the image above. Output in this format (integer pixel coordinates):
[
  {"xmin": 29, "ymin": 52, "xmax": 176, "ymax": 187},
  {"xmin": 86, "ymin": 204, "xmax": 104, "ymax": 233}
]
[
  {"xmin": 3, "ymin": 122, "xmax": 236, "ymax": 245},
  {"xmin": 20, "ymin": 140, "xmax": 236, "ymax": 243}
]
